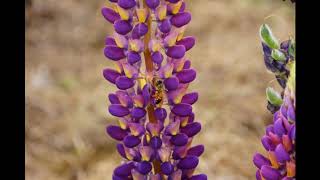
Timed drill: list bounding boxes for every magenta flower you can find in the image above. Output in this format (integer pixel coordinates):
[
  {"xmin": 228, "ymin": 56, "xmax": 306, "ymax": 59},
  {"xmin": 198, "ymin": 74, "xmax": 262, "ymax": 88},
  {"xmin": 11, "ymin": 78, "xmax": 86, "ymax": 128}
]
[{"xmin": 101, "ymin": 0, "xmax": 206, "ymax": 179}]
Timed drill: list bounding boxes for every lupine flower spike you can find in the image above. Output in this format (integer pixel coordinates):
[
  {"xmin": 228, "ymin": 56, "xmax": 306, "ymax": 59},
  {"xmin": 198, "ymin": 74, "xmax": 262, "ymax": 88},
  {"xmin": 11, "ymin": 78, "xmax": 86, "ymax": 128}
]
[
  {"xmin": 254, "ymin": 24, "xmax": 295, "ymax": 180},
  {"xmin": 101, "ymin": 0, "xmax": 206, "ymax": 179}
]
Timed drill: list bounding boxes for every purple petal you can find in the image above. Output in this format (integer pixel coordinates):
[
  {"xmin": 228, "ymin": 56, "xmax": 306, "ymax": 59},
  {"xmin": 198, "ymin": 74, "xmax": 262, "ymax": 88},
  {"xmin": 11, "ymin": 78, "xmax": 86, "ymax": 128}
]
[
  {"xmin": 146, "ymin": 122, "xmax": 164, "ymax": 136},
  {"xmin": 183, "ymin": 60, "xmax": 191, "ymax": 69},
  {"xmin": 116, "ymin": 143, "xmax": 127, "ymax": 159},
  {"xmin": 112, "ymin": 174, "xmax": 131, "ymax": 180},
  {"xmin": 123, "ymin": 135, "xmax": 141, "ymax": 148},
  {"xmin": 187, "ymin": 145, "xmax": 204, "ymax": 157},
  {"xmin": 176, "ymin": 69, "xmax": 196, "ymax": 83},
  {"xmin": 253, "ymin": 153, "xmax": 271, "ymax": 169},
  {"xmin": 150, "ymin": 136, "xmax": 162, "ymax": 149},
  {"xmin": 114, "ymin": 20, "xmax": 133, "ymax": 35},
  {"xmin": 177, "ymin": 156, "xmax": 199, "ymax": 170},
  {"xmin": 114, "ymin": 162, "xmax": 135, "ymax": 177},
  {"xmin": 176, "ymin": 36, "xmax": 195, "ymax": 51},
  {"xmin": 142, "ymin": 84, "xmax": 151, "ymax": 105},
  {"xmin": 151, "ymin": 51, "xmax": 164, "ymax": 64},
  {"xmin": 180, "ymin": 122, "xmax": 201, "ymax": 137},
  {"xmin": 115, "ymin": 76, "xmax": 134, "ymax": 90},
  {"xmin": 109, "ymin": 93, "xmax": 121, "ymax": 104},
  {"xmin": 106, "ymin": 125, "xmax": 128, "ymax": 141},
  {"xmin": 118, "ymin": 0, "xmax": 136, "ymax": 9},
  {"xmin": 105, "ymin": 36, "xmax": 117, "ymax": 46},
  {"xmin": 101, "ymin": 7, "xmax": 120, "ymax": 23},
  {"xmin": 127, "ymin": 51, "xmax": 141, "ymax": 64},
  {"xmin": 136, "ymin": 161, "xmax": 152, "ymax": 175},
  {"xmin": 154, "ymin": 108, "xmax": 167, "ymax": 122},
  {"xmin": 109, "ymin": 104, "xmax": 130, "ymax": 117},
  {"xmin": 274, "ymin": 118, "xmax": 286, "ymax": 137},
  {"xmin": 146, "ymin": 0, "xmax": 160, "ymax": 9},
  {"xmin": 103, "ymin": 68, "xmax": 121, "ymax": 84},
  {"xmin": 168, "ymin": 170, "xmax": 182, "ymax": 180},
  {"xmin": 128, "ymin": 122, "xmax": 145, "ymax": 136},
  {"xmin": 260, "ymin": 165, "xmax": 281, "ymax": 180},
  {"xmin": 172, "ymin": 103, "xmax": 192, "ymax": 117},
  {"xmin": 166, "ymin": 45, "xmax": 186, "ymax": 59},
  {"xmin": 275, "ymin": 144, "xmax": 290, "ymax": 163},
  {"xmin": 132, "ymin": 23, "xmax": 148, "ymax": 39},
  {"xmin": 181, "ymin": 92, "xmax": 198, "ymax": 105},
  {"xmin": 266, "ymin": 124, "xmax": 274, "ymax": 135},
  {"xmin": 189, "ymin": 174, "xmax": 207, "ymax": 180},
  {"xmin": 289, "ymin": 124, "xmax": 295, "ymax": 140},
  {"xmin": 167, "ymin": 0, "xmax": 180, "ymax": 3},
  {"xmin": 158, "ymin": 18, "xmax": 171, "ymax": 33},
  {"xmin": 287, "ymin": 104, "xmax": 295, "ymax": 121},
  {"xmin": 256, "ymin": 170, "xmax": 262, "ymax": 180},
  {"xmin": 261, "ymin": 135, "xmax": 275, "ymax": 151},
  {"xmin": 104, "ymin": 46, "xmax": 126, "ymax": 61},
  {"xmin": 161, "ymin": 162, "xmax": 174, "ymax": 175},
  {"xmin": 164, "ymin": 77, "xmax": 179, "ymax": 91},
  {"xmin": 170, "ymin": 133, "xmax": 188, "ymax": 146},
  {"xmin": 179, "ymin": 1, "xmax": 186, "ymax": 12},
  {"xmin": 170, "ymin": 12, "xmax": 191, "ymax": 28},
  {"xmin": 131, "ymin": 107, "xmax": 146, "ymax": 119}
]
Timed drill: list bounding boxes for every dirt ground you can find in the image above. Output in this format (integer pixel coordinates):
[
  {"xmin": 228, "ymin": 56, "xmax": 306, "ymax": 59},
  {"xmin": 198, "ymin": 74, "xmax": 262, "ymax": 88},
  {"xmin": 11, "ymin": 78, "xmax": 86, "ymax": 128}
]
[{"xmin": 25, "ymin": 0, "xmax": 295, "ymax": 179}]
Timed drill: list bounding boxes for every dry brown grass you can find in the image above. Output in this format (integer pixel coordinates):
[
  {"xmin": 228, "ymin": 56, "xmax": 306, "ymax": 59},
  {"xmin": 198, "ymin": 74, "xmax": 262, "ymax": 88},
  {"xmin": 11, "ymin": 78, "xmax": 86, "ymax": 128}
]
[{"xmin": 25, "ymin": 0, "xmax": 295, "ymax": 179}]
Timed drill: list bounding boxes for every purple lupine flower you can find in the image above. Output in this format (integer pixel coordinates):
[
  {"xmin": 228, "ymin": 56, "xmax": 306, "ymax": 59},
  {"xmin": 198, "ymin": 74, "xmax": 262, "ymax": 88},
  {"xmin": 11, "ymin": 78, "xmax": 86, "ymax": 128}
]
[
  {"xmin": 101, "ymin": 0, "xmax": 206, "ymax": 179},
  {"xmin": 254, "ymin": 24, "xmax": 295, "ymax": 180}
]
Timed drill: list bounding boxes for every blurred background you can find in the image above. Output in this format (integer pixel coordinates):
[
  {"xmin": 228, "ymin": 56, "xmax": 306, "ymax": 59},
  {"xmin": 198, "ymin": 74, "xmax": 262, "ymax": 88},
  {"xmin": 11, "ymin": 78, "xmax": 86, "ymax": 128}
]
[{"xmin": 25, "ymin": 0, "xmax": 295, "ymax": 179}]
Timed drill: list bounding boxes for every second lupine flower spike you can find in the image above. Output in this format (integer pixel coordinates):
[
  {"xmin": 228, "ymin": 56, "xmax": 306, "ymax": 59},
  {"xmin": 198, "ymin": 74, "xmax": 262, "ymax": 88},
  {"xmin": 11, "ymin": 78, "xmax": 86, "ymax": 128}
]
[{"xmin": 101, "ymin": 0, "xmax": 207, "ymax": 179}]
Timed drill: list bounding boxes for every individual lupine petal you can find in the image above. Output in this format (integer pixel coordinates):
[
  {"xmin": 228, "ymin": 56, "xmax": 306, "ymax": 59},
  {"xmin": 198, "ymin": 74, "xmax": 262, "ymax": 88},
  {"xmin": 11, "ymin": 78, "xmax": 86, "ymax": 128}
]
[
  {"xmin": 280, "ymin": 105, "xmax": 287, "ymax": 118},
  {"xmin": 169, "ymin": 170, "xmax": 182, "ymax": 180},
  {"xmin": 161, "ymin": 162, "xmax": 174, "ymax": 175},
  {"xmin": 114, "ymin": 162, "xmax": 135, "ymax": 177},
  {"xmin": 189, "ymin": 174, "xmax": 208, "ymax": 180},
  {"xmin": 170, "ymin": 133, "xmax": 188, "ymax": 146},
  {"xmin": 122, "ymin": 63, "xmax": 138, "ymax": 79},
  {"xmin": 170, "ymin": 12, "xmax": 191, "ymax": 28},
  {"xmin": 106, "ymin": 125, "xmax": 128, "ymax": 141},
  {"xmin": 157, "ymin": 147, "xmax": 171, "ymax": 162},
  {"xmin": 116, "ymin": 143, "xmax": 127, "ymax": 159},
  {"xmin": 123, "ymin": 135, "xmax": 141, "ymax": 148},
  {"xmin": 140, "ymin": 146, "xmax": 154, "ymax": 161},
  {"xmin": 129, "ymin": 39, "xmax": 144, "ymax": 52},
  {"xmin": 163, "ymin": 32, "xmax": 178, "ymax": 47},
  {"xmin": 167, "ymin": 1, "xmax": 183, "ymax": 15},
  {"xmin": 176, "ymin": 36, "xmax": 196, "ymax": 51},
  {"xmin": 156, "ymin": 4, "xmax": 167, "ymax": 21},
  {"xmin": 101, "ymin": 7, "xmax": 120, "ymax": 23},
  {"xmin": 136, "ymin": 161, "xmax": 152, "ymax": 175},
  {"xmin": 266, "ymin": 124, "xmax": 274, "ymax": 135},
  {"xmin": 127, "ymin": 51, "xmax": 141, "ymax": 64},
  {"xmin": 118, "ymin": 0, "xmax": 136, "ymax": 9},
  {"xmin": 146, "ymin": 122, "xmax": 164, "ymax": 136},
  {"xmin": 118, "ymin": 118, "xmax": 129, "ymax": 129},
  {"xmin": 181, "ymin": 92, "xmax": 198, "ymax": 105},
  {"xmin": 150, "ymin": 174, "xmax": 161, "ymax": 180},
  {"xmin": 116, "ymin": 90, "xmax": 133, "ymax": 108},
  {"xmin": 114, "ymin": 61, "xmax": 124, "ymax": 73},
  {"xmin": 166, "ymin": 45, "xmax": 186, "ymax": 59},
  {"xmin": 146, "ymin": 0, "xmax": 160, "ymax": 9},
  {"xmin": 114, "ymin": 20, "xmax": 133, "ymax": 35},
  {"xmin": 151, "ymin": 51, "xmax": 164, "ymax": 64},
  {"xmin": 114, "ymin": 32, "xmax": 128, "ymax": 48},
  {"xmin": 260, "ymin": 165, "xmax": 281, "ymax": 180},
  {"xmin": 261, "ymin": 135, "xmax": 276, "ymax": 151},
  {"xmin": 256, "ymin": 170, "xmax": 262, "ymax": 180},
  {"xmin": 172, "ymin": 103, "xmax": 192, "ymax": 117},
  {"xmin": 172, "ymin": 146, "xmax": 188, "ymax": 160},
  {"xmin": 188, "ymin": 112, "xmax": 195, "ymax": 123},
  {"xmin": 179, "ymin": 1, "xmax": 186, "ymax": 12},
  {"xmin": 142, "ymin": 84, "xmax": 150, "ymax": 105},
  {"xmin": 172, "ymin": 58, "xmax": 186, "ymax": 73},
  {"xmin": 286, "ymin": 161, "xmax": 296, "ymax": 177},
  {"xmin": 282, "ymin": 135, "xmax": 292, "ymax": 152},
  {"xmin": 109, "ymin": 93, "xmax": 121, "ymax": 104},
  {"xmin": 149, "ymin": 39, "xmax": 162, "ymax": 52},
  {"xmin": 268, "ymin": 151, "xmax": 280, "ymax": 169},
  {"xmin": 289, "ymin": 125, "xmax": 295, "ymax": 141},
  {"xmin": 116, "ymin": 4, "xmax": 130, "ymax": 20},
  {"xmin": 287, "ymin": 104, "xmax": 295, "ymax": 121},
  {"xmin": 158, "ymin": 18, "xmax": 172, "ymax": 34},
  {"xmin": 164, "ymin": 76, "xmax": 179, "ymax": 90},
  {"xmin": 253, "ymin": 153, "xmax": 271, "ymax": 169},
  {"xmin": 104, "ymin": 46, "xmax": 126, "ymax": 61},
  {"xmin": 269, "ymin": 132, "xmax": 281, "ymax": 145},
  {"xmin": 132, "ymin": 94, "xmax": 145, "ymax": 108},
  {"xmin": 109, "ymin": 104, "xmax": 130, "ymax": 117},
  {"xmin": 132, "ymin": 23, "xmax": 148, "ymax": 39},
  {"xmin": 180, "ymin": 122, "xmax": 201, "ymax": 137},
  {"xmin": 176, "ymin": 69, "xmax": 197, "ymax": 83},
  {"xmin": 150, "ymin": 136, "xmax": 162, "ymax": 149},
  {"xmin": 177, "ymin": 155, "xmax": 199, "ymax": 170},
  {"xmin": 103, "ymin": 68, "xmax": 121, "ymax": 84},
  {"xmin": 154, "ymin": 108, "xmax": 167, "ymax": 122},
  {"xmin": 164, "ymin": 119, "xmax": 180, "ymax": 135},
  {"xmin": 105, "ymin": 36, "xmax": 117, "ymax": 46},
  {"xmin": 274, "ymin": 118, "xmax": 286, "ymax": 137},
  {"xmin": 131, "ymin": 107, "xmax": 146, "ymax": 119},
  {"xmin": 136, "ymin": 8, "xmax": 148, "ymax": 23},
  {"xmin": 275, "ymin": 144, "xmax": 290, "ymax": 163},
  {"xmin": 187, "ymin": 145, "xmax": 205, "ymax": 157},
  {"xmin": 131, "ymin": 169, "xmax": 146, "ymax": 180},
  {"xmin": 115, "ymin": 76, "xmax": 135, "ymax": 90},
  {"xmin": 158, "ymin": 62, "xmax": 174, "ymax": 78},
  {"xmin": 128, "ymin": 122, "xmax": 145, "ymax": 136},
  {"xmin": 183, "ymin": 60, "xmax": 191, "ymax": 69}
]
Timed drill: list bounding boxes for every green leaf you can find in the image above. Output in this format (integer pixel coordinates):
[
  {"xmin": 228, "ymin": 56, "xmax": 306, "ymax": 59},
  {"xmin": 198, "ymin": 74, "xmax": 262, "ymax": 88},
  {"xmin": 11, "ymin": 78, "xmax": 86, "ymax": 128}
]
[
  {"xmin": 288, "ymin": 38, "xmax": 295, "ymax": 58},
  {"xmin": 266, "ymin": 87, "xmax": 283, "ymax": 106},
  {"xmin": 260, "ymin": 24, "xmax": 280, "ymax": 49},
  {"xmin": 271, "ymin": 49, "xmax": 286, "ymax": 61}
]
